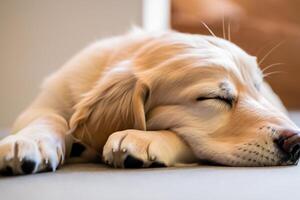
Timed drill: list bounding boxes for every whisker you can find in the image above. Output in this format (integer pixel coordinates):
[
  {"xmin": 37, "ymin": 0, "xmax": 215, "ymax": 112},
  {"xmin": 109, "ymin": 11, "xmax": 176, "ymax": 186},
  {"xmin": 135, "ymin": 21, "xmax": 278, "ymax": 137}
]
[
  {"xmin": 263, "ymin": 71, "xmax": 286, "ymax": 78},
  {"xmin": 258, "ymin": 41, "xmax": 285, "ymax": 65},
  {"xmin": 201, "ymin": 21, "xmax": 217, "ymax": 38},
  {"xmin": 228, "ymin": 19, "xmax": 231, "ymax": 41},
  {"xmin": 256, "ymin": 41, "xmax": 273, "ymax": 57},
  {"xmin": 261, "ymin": 63, "xmax": 285, "ymax": 73},
  {"xmin": 222, "ymin": 12, "xmax": 226, "ymax": 39}
]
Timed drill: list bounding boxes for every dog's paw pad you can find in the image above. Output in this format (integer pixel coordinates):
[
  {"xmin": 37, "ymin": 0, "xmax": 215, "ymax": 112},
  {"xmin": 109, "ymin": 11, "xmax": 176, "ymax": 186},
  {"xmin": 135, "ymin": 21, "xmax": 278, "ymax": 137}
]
[
  {"xmin": 149, "ymin": 162, "xmax": 166, "ymax": 168},
  {"xmin": 0, "ymin": 166, "xmax": 14, "ymax": 176},
  {"xmin": 123, "ymin": 155, "xmax": 144, "ymax": 168},
  {"xmin": 21, "ymin": 159, "xmax": 36, "ymax": 174}
]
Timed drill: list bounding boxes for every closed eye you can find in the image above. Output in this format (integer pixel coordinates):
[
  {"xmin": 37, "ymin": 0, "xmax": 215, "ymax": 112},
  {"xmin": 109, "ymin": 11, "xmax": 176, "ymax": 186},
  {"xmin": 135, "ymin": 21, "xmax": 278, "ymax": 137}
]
[{"xmin": 196, "ymin": 96, "xmax": 234, "ymax": 107}]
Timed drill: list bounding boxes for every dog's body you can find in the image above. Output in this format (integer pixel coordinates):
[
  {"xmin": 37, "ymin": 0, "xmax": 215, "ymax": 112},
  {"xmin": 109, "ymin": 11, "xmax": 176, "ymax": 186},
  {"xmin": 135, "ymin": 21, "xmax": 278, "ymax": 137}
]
[{"xmin": 0, "ymin": 29, "xmax": 299, "ymax": 175}]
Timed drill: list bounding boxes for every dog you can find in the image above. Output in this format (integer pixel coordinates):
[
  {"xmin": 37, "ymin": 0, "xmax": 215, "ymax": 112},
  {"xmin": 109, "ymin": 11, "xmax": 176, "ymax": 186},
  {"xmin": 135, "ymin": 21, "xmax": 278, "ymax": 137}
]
[{"xmin": 0, "ymin": 28, "xmax": 299, "ymax": 175}]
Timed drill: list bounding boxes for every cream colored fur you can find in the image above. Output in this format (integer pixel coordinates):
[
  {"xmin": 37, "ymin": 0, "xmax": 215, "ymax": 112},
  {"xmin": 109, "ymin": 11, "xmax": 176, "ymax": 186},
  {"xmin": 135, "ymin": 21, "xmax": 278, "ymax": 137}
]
[{"xmin": 0, "ymin": 29, "xmax": 298, "ymax": 175}]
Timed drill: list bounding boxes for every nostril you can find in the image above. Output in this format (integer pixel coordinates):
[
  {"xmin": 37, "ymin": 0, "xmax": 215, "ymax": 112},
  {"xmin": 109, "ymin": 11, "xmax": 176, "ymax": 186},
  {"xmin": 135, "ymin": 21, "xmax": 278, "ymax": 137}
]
[
  {"xmin": 275, "ymin": 130, "xmax": 298, "ymax": 146},
  {"xmin": 274, "ymin": 134, "xmax": 295, "ymax": 151},
  {"xmin": 278, "ymin": 130, "xmax": 298, "ymax": 141},
  {"xmin": 276, "ymin": 130, "xmax": 300, "ymax": 164},
  {"xmin": 291, "ymin": 144, "xmax": 300, "ymax": 157},
  {"xmin": 275, "ymin": 136, "xmax": 286, "ymax": 148}
]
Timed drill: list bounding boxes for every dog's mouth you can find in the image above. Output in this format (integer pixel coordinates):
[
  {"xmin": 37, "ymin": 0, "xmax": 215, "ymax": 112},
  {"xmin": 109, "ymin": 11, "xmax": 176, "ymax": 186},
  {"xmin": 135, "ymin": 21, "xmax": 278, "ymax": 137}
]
[
  {"xmin": 197, "ymin": 142, "xmax": 300, "ymax": 167},
  {"xmin": 191, "ymin": 143, "xmax": 298, "ymax": 167},
  {"xmin": 197, "ymin": 155, "xmax": 296, "ymax": 167},
  {"xmin": 205, "ymin": 129, "xmax": 300, "ymax": 167}
]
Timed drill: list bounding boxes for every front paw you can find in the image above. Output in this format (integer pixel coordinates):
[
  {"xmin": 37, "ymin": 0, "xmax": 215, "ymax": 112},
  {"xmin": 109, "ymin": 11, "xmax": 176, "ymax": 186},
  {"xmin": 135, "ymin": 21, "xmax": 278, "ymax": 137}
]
[
  {"xmin": 0, "ymin": 133, "xmax": 64, "ymax": 175},
  {"xmin": 102, "ymin": 130, "xmax": 167, "ymax": 168}
]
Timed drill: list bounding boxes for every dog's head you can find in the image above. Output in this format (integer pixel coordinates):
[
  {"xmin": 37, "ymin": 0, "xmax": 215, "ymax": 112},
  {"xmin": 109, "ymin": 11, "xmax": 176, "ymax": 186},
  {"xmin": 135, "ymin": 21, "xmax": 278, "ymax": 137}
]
[
  {"xmin": 136, "ymin": 32, "xmax": 299, "ymax": 166},
  {"xmin": 71, "ymin": 31, "xmax": 300, "ymax": 166}
]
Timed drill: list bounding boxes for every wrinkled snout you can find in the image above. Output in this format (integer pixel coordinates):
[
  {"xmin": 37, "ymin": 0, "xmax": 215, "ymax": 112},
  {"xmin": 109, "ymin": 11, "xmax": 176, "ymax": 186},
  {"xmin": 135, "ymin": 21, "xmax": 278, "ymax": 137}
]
[{"xmin": 275, "ymin": 130, "xmax": 300, "ymax": 165}]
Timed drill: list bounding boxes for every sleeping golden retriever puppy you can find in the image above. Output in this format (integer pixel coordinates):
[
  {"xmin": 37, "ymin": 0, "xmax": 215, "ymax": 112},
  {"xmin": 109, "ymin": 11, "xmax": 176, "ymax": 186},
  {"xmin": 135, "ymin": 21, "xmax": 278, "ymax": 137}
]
[{"xmin": 0, "ymin": 29, "xmax": 299, "ymax": 175}]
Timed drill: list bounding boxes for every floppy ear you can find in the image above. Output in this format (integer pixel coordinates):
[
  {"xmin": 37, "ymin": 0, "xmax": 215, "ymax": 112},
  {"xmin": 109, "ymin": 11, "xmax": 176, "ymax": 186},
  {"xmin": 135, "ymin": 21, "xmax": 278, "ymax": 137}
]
[{"xmin": 69, "ymin": 65, "xmax": 149, "ymax": 149}]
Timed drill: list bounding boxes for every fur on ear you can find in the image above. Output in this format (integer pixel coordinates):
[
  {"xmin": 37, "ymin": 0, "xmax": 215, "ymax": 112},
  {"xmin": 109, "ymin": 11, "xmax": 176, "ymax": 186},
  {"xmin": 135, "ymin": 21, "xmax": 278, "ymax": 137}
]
[{"xmin": 69, "ymin": 64, "xmax": 149, "ymax": 149}]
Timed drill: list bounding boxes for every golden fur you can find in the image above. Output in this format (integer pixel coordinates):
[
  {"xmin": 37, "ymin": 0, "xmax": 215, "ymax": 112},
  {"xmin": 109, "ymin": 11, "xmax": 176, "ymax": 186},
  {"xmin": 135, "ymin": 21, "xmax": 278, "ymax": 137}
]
[{"xmin": 0, "ymin": 29, "xmax": 299, "ymax": 174}]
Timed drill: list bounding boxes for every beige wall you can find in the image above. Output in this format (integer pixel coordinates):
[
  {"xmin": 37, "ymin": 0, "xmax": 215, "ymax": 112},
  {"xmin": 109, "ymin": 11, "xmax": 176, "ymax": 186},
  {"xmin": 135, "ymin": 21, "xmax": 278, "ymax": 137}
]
[{"xmin": 0, "ymin": 0, "xmax": 142, "ymax": 128}]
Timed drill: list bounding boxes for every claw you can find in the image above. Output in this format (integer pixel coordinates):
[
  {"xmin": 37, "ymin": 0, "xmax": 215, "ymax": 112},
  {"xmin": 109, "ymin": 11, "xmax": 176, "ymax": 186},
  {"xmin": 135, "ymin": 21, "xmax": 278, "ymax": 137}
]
[
  {"xmin": 57, "ymin": 147, "xmax": 64, "ymax": 164},
  {"xmin": 122, "ymin": 148, "xmax": 127, "ymax": 153},
  {"xmin": 150, "ymin": 155, "xmax": 156, "ymax": 161}
]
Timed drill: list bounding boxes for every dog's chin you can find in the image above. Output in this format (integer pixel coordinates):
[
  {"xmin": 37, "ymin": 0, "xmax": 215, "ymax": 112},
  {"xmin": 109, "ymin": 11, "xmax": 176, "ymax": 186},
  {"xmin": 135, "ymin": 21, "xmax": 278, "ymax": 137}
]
[
  {"xmin": 197, "ymin": 158, "xmax": 282, "ymax": 167},
  {"xmin": 197, "ymin": 151, "xmax": 295, "ymax": 167}
]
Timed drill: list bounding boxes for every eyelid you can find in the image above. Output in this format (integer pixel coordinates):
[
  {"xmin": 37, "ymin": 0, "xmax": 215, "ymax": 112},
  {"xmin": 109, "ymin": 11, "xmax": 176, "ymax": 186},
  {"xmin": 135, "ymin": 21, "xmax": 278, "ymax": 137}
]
[{"xmin": 196, "ymin": 95, "xmax": 235, "ymax": 107}]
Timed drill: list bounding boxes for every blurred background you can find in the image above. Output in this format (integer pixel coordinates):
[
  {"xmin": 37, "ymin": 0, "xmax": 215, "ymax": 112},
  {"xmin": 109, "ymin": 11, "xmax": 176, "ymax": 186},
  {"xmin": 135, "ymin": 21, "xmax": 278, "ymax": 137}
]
[
  {"xmin": 172, "ymin": 0, "xmax": 300, "ymax": 110},
  {"xmin": 0, "ymin": 0, "xmax": 299, "ymax": 129}
]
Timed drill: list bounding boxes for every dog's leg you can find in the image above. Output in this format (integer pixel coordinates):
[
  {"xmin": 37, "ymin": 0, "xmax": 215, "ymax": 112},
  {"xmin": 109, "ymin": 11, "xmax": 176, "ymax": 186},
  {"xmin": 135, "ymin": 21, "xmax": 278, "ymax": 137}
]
[
  {"xmin": 0, "ymin": 112, "xmax": 70, "ymax": 175},
  {"xmin": 102, "ymin": 130, "xmax": 197, "ymax": 168},
  {"xmin": 0, "ymin": 78, "xmax": 74, "ymax": 175}
]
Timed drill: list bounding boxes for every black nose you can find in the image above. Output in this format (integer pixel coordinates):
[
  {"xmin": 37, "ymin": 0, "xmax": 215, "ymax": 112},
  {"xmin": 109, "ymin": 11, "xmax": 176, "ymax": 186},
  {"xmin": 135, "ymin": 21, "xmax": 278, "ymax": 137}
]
[{"xmin": 275, "ymin": 130, "xmax": 300, "ymax": 164}]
